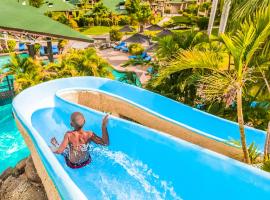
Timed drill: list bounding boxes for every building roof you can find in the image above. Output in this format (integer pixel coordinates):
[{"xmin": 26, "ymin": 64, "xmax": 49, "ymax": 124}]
[
  {"xmin": 17, "ymin": 0, "xmax": 77, "ymax": 13},
  {"xmin": 0, "ymin": 0, "xmax": 92, "ymax": 42},
  {"xmin": 102, "ymin": 0, "xmax": 127, "ymax": 14}
]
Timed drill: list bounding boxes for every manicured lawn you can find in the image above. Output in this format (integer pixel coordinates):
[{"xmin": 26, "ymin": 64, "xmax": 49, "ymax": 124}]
[{"xmin": 80, "ymin": 26, "xmax": 121, "ymax": 35}]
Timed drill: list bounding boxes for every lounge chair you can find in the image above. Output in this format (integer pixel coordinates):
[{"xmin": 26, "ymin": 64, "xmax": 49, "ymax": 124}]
[
  {"xmin": 52, "ymin": 45, "xmax": 59, "ymax": 55},
  {"xmin": 120, "ymin": 46, "xmax": 129, "ymax": 52},
  {"xmin": 19, "ymin": 43, "xmax": 26, "ymax": 51},
  {"xmin": 129, "ymin": 52, "xmax": 147, "ymax": 59},
  {"xmin": 40, "ymin": 46, "xmax": 46, "ymax": 56},
  {"xmin": 129, "ymin": 52, "xmax": 151, "ymax": 61},
  {"xmin": 144, "ymin": 55, "xmax": 152, "ymax": 61},
  {"xmin": 114, "ymin": 42, "xmax": 126, "ymax": 50}
]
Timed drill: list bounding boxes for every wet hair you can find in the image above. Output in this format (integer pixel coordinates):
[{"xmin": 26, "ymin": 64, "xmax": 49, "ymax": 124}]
[{"xmin": 70, "ymin": 112, "xmax": 85, "ymax": 130}]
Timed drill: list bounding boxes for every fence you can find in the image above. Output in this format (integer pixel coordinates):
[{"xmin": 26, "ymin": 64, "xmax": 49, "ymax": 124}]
[{"xmin": 0, "ymin": 75, "xmax": 14, "ymax": 106}]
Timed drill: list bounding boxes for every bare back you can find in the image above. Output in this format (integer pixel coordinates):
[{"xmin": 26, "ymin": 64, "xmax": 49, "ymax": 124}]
[{"xmin": 67, "ymin": 130, "xmax": 93, "ymax": 164}]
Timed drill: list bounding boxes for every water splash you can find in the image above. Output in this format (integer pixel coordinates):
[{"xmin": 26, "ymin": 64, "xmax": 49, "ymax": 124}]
[{"xmin": 92, "ymin": 146, "xmax": 183, "ymax": 200}]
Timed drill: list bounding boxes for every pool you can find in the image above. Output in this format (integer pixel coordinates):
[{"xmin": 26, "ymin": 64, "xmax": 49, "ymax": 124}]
[
  {"xmin": 0, "ymin": 104, "xmax": 29, "ymax": 173},
  {"xmin": 0, "ymin": 55, "xmax": 140, "ymax": 173}
]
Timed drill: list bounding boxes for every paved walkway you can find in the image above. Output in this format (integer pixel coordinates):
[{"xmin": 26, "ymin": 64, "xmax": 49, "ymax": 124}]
[{"xmin": 98, "ymin": 48, "xmax": 151, "ymax": 85}]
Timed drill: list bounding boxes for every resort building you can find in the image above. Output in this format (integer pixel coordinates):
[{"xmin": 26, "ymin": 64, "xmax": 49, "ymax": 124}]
[{"xmin": 149, "ymin": 0, "xmax": 197, "ymax": 16}]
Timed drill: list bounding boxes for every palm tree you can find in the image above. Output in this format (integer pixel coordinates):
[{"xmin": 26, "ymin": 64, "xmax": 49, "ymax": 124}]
[
  {"xmin": 154, "ymin": 6, "xmax": 270, "ymax": 163},
  {"xmin": 207, "ymin": 0, "xmax": 219, "ymax": 35},
  {"xmin": 218, "ymin": 0, "xmax": 231, "ymax": 34},
  {"xmin": 135, "ymin": 2, "xmax": 152, "ymax": 32},
  {"xmin": 232, "ymin": 0, "xmax": 270, "ymax": 23}
]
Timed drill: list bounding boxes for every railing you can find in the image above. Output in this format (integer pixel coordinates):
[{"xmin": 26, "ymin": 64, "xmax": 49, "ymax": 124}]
[{"xmin": 0, "ymin": 75, "xmax": 14, "ymax": 106}]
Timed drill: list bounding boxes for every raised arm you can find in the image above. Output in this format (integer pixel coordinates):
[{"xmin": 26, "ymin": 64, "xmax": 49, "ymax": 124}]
[
  {"xmin": 91, "ymin": 115, "xmax": 109, "ymax": 146},
  {"xmin": 51, "ymin": 133, "xmax": 69, "ymax": 154}
]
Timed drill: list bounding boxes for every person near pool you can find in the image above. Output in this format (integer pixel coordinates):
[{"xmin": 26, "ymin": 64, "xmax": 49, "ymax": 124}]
[{"xmin": 50, "ymin": 112, "xmax": 109, "ymax": 169}]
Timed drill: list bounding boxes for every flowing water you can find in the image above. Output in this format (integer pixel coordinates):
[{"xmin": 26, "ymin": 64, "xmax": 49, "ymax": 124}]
[{"xmin": 0, "ymin": 104, "xmax": 29, "ymax": 173}]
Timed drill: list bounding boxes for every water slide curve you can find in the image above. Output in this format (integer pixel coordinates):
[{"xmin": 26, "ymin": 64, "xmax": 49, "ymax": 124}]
[{"xmin": 12, "ymin": 77, "xmax": 270, "ymax": 200}]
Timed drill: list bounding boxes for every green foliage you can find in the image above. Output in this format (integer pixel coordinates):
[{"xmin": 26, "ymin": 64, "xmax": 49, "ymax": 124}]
[
  {"xmin": 128, "ymin": 43, "xmax": 144, "ymax": 55},
  {"xmin": 118, "ymin": 72, "xmax": 140, "ymax": 86},
  {"xmin": 109, "ymin": 28, "xmax": 123, "ymax": 42},
  {"xmin": 5, "ymin": 48, "xmax": 113, "ymax": 93},
  {"xmin": 150, "ymin": 5, "xmax": 270, "ymax": 136},
  {"xmin": 118, "ymin": 15, "xmax": 131, "ymax": 26},
  {"xmin": 156, "ymin": 30, "xmax": 209, "ymax": 62},
  {"xmin": 7, "ymin": 40, "xmax": 16, "ymax": 52},
  {"xmin": 34, "ymin": 43, "xmax": 41, "ymax": 55},
  {"xmin": 125, "ymin": 0, "xmax": 140, "ymax": 14},
  {"xmin": 125, "ymin": 0, "xmax": 152, "ymax": 31},
  {"xmin": 196, "ymin": 17, "xmax": 209, "ymax": 30},
  {"xmin": 262, "ymin": 160, "xmax": 270, "ymax": 172},
  {"xmin": 58, "ymin": 40, "xmax": 68, "ymax": 53},
  {"xmin": 29, "ymin": 0, "xmax": 44, "ymax": 8},
  {"xmin": 248, "ymin": 142, "xmax": 261, "ymax": 164}
]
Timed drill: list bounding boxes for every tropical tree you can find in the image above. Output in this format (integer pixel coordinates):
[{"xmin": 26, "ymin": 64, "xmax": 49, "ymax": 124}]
[
  {"xmin": 207, "ymin": 0, "xmax": 219, "ymax": 35},
  {"xmin": 218, "ymin": 0, "xmax": 231, "ymax": 34},
  {"xmin": 125, "ymin": 0, "xmax": 152, "ymax": 32},
  {"xmin": 153, "ymin": 6, "xmax": 270, "ymax": 164},
  {"xmin": 135, "ymin": 2, "xmax": 152, "ymax": 32},
  {"xmin": 4, "ymin": 48, "xmax": 114, "ymax": 93}
]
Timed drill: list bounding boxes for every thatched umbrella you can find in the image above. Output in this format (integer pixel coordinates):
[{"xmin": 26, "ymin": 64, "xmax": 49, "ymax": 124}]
[
  {"xmin": 119, "ymin": 25, "xmax": 135, "ymax": 33},
  {"xmin": 156, "ymin": 29, "xmax": 173, "ymax": 37},
  {"xmin": 146, "ymin": 24, "xmax": 163, "ymax": 31},
  {"xmin": 146, "ymin": 43, "xmax": 158, "ymax": 52},
  {"xmin": 123, "ymin": 33, "xmax": 150, "ymax": 45}
]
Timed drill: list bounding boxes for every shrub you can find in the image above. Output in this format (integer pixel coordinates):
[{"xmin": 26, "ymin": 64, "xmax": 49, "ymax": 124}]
[
  {"xmin": 196, "ymin": 17, "xmax": 209, "ymax": 30},
  {"xmin": 69, "ymin": 18, "xmax": 78, "ymax": 29},
  {"xmin": 248, "ymin": 142, "xmax": 261, "ymax": 164},
  {"xmin": 7, "ymin": 40, "xmax": 16, "ymax": 52},
  {"xmin": 128, "ymin": 43, "xmax": 145, "ymax": 55},
  {"xmin": 119, "ymin": 15, "xmax": 131, "ymax": 25},
  {"xmin": 34, "ymin": 43, "xmax": 41, "ymax": 55},
  {"xmin": 109, "ymin": 28, "xmax": 123, "ymax": 42},
  {"xmin": 262, "ymin": 160, "xmax": 270, "ymax": 172},
  {"xmin": 77, "ymin": 16, "xmax": 90, "ymax": 27},
  {"xmin": 57, "ymin": 14, "xmax": 70, "ymax": 25},
  {"xmin": 58, "ymin": 40, "xmax": 68, "ymax": 53}
]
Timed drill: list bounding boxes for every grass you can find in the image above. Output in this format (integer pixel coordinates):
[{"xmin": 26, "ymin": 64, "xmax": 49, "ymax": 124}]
[{"xmin": 80, "ymin": 26, "xmax": 121, "ymax": 35}]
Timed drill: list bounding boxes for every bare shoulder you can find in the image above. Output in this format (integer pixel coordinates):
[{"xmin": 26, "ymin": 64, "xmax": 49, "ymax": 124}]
[
  {"xmin": 86, "ymin": 131, "xmax": 94, "ymax": 138},
  {"xmin": 65, "ymin": 131, "xmax": 73, "ymax": 138}
]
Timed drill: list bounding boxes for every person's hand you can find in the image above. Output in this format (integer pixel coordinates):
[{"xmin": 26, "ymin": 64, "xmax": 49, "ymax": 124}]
[
  {"xmin": 51, "ymin": 137, "xmax": 59, "ymax": 146},
  {"xmin": 102, "ymin": 114, "xmax": 109, "ymax": 126}
]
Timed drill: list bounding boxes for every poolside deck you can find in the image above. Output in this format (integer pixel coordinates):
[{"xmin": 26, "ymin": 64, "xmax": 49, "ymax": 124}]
[{"xmin": 98, "ymin": 48, "xmax": 151, "ymax": 85}]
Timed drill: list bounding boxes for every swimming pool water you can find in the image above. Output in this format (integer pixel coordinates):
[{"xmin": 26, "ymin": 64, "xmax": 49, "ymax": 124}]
[{"xmin": 0, "ymin": 104, "xmax": 29, "ymax": 173}]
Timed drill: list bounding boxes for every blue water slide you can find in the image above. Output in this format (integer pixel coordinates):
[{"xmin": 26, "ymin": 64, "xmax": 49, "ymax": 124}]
[{"xmin": 12, "ymin": 77, "xmax": 270, "ymax": 200}]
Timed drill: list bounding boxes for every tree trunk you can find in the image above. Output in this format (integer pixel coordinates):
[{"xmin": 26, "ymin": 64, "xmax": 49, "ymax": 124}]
[
  {"xmin": 218, "ymin": 0, "xmax": 231, "ymax": 35},
  {"xmin": 207, "ymin": 0, "xmax": 219, "ymax": 36},
  {"xmin": 46, "ymin": 38, "xmax": 54, "ymax": 63},
  {"xmin": 237, "ymin": 87, "xmax": 251, "ymax": 164},
  {"xmin": 264, "ymin": 122, "xmax": 270, "ymax": 161},
  {"xmin": 139, "ymin": 23, "xmax": 144, "ymax": 33}
]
